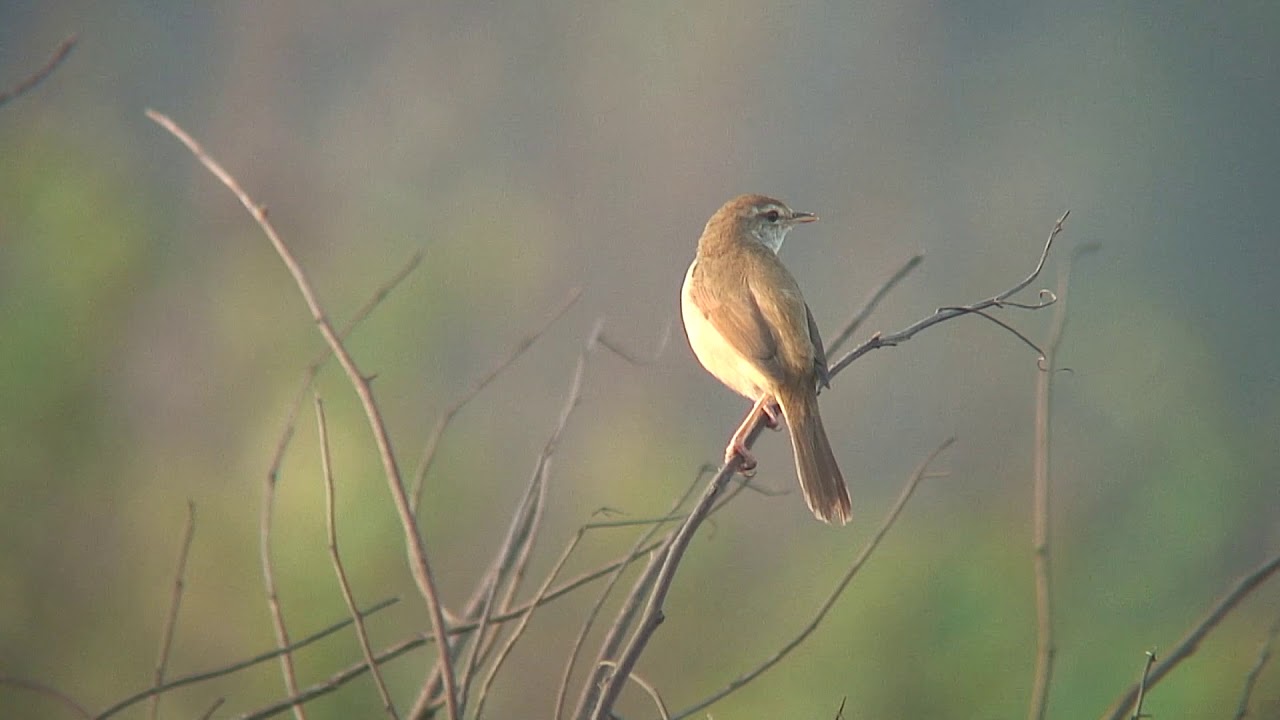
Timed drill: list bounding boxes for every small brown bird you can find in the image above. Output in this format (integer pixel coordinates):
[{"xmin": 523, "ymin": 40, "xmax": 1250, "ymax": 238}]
[{"xmin": 680, "ymin": 194, "xmax": 852, "ymax": 525}]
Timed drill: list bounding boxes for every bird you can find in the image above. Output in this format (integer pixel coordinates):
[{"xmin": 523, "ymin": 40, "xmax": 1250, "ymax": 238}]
[{"xmin": 680, "ymin": 194, "xmax": 852, "ymax": 525}]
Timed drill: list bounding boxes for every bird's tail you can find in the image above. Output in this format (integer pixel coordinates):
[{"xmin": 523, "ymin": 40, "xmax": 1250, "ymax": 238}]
[{"xmin": 778, "ymin": 385, "xmax": 852, "ymax": 525}]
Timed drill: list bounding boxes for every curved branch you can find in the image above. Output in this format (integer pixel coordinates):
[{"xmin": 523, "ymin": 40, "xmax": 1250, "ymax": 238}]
[{"xmin": 146, "ymin": 110, "xmax": 459, "ymax": 720}]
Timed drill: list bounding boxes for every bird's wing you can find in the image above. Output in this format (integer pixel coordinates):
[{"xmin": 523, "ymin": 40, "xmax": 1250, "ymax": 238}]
[
  {"xmin": 806, "ymin": 304, "xmax": 830, "ymax": 389},
  {"xmin": 688, "ymin": 260, "xmax": 785, "ymax": 382}
]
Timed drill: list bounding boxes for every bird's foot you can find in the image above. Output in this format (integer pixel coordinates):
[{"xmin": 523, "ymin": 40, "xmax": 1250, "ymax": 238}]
[{"xmin": 724, "ymin": 438, "xmax": 758, "ymax": 476}]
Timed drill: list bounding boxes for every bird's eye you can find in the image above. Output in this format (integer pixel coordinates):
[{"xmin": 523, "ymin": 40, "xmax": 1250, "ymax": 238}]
[{"xmin": 764, "ymin": 210, "xmax": 781, "ymax": 222}]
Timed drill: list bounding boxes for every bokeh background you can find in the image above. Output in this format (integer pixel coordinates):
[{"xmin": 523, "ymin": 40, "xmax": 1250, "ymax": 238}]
[{"xmin": 2, "ymin": 2, "xmax": 1278, "ymax": 718}]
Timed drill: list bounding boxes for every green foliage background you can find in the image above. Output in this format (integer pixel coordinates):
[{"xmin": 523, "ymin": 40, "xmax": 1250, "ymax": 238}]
[{"xmin": 2, "ymin": 2, "xmax": 1277, "ymax": 718}]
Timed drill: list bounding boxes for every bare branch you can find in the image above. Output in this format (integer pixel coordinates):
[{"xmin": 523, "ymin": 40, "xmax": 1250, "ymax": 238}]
[
  {"xmin": 1232, "ymin": 614, "xmax": 1280, "ymax": 720},
  {"xmin": 149, "ymin": 501, "xmax": 197, "ymax": 720},
  {"xmin": 315, "ymin": 397, "xmax": 399, "ymax": 718},
  {"xmin": 1099, "ymin": 553, "xmax": 1280, "ymax": 720},
  {"xmin": 267, "ymin": 252, "xmax": 423, "ymax": 491},
  {"xmin": 0, "ymin": 675, "xmax": 91, "ymax": 719},
  {"xmin": 238, "ymin": 635, "xmax": 429, "ymax": 720},
  {"xmin": 409, "ymin": 311, "xmax": 592, "ymax": 717},
  {"xmin": 829, "ymin": 211, "xmax": 1070, "ymax": 377},
  {"xmin": 672, "ymin": 439, "xmax": 953, "ymax": 719},
  {"xmin": 198, "ymin": 698, "xmax": 226, "ymax": 720},
  {"xmin": 455, "ymin": 324, "xmax": 598, "ymax": 717},
  {"xmin": 1130, "ymin": 651, "xmax": 1157, "ymax": 720},
  {"xmin": 95, "ymin": 597, "xmax": 397, "ymax": 719},
  {"xmin": 0, "ymin": 34, "xmax": 77, "ymax": 108},
  {"xmin": 411, "ymin": 287, "xmax": 583, "ymax": 511},
  {"xmin": 563, "ymin": 466, "xmax": 712, "ymax": 720},
  {"xmin": 1028, "ymin": 243, "xmax": 1098, "ymax": 720},
  {"xmin": 827, "ymin": 253, "xmax": 923, "ymax": 356},
  {"xmin": 599, "ymin": 661, "xmax": 670, "ymax": 720},
  {"xmin": 470, "ymin": 330, "xmax": 600, "ymax": 717},
  {"xmin": 260, "ymin": 415, "xmax": 305, "ymax": 720},
  {"xmin": 146, "ymin": 109, "xmax": 459, "ymax": 720}
]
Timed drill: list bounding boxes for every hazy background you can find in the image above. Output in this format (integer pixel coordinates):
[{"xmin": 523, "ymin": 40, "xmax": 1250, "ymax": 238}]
[{"xmin": 2, "ymin": 2, "xmax": 1277, "ymax": 718}]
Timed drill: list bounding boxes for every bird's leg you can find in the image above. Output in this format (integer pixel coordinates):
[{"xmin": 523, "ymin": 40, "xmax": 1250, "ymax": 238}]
[
  {"xmin": 724, "ymin": 395, "xmax": 775, "ymax": 473},
  {"xmin": 760, "ymin": 397, "xmax": 783, "ymax": 430}
]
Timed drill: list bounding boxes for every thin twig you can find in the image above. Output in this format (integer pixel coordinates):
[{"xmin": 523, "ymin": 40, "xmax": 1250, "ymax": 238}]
[
  {"xmin": 408, "ymin": 311, "xmax": 593, "ymax": 717},
  {"xmin": 563, "ymin": 466, "xmax": 712, "ymax": 720},
  {"xmin": 146, "ymin": 109, "xmax": 460, "ymax": 720},
  {"xmin": 410, "ymin": 287, "xmax": 583, "ymax": 511},
  {"xmin": 1028, "ymin": 243, "xmax": 1098, "ymax": 720},
  {"xmin": 232, "ymin": 534, "xmax": 678, "ymax": 720},
  {"xmin": 1099, "ymin": 553, "xmax": 1280, "ymax": 720},
  {"xmin": 238, "ymin": 634, "xmax": 429, "ymax": 720},
  {"xmin": 1232, "ymin": 614, "xmax": 1280, "ymax": 720},
  {"xmin": 266, "ymin": 251, "xmax": 423, "ymax": 486},
  {"xmin": 240, "ymin": 533, "xmax": 675, "ymax": 720},
  {"xmin": 672, "ymin": 439, "xmax": 954, "ymax": 719},
  {"xmin": 315, "ymin": 397, "xmax": 399, "ymax": 718},
  {"xmin": 470, "ymin": 331, "xmax": 599, "ymax": 718},
  {"xmin": 0, "ymin": 676, "xmax": 91, "ymax": 719},
  {"xmin": 0, "ymin": 34, "xmax": 77, "ymax": 107},
  {"xmin": 599, "ymin": 661, "xmax": 671, "ymax": 720},
  {"xmin": 149, "ymin": 501, "xmax": 198, "ymax": 720},
  {"xmin": 96, "ymin": 598, "xmax": 399, "ymax": 719},
  {"xmin": 458, "ymin": 323, "xmax": 598, "ymax": 714},
  {"xmin": 260, "ymin": 412, "xmax": 305, "ymax": 720},
  {"xmin": 1130, "ymin": 651, "xmax": 1157, "ymax": 720},
  {"xmin": 198, "ymin": 697, "xmax": 226, "ymax": 720},
  {"xmin": 829, "ymin": 211, "xmax": 1070, "ymax": 377},
  {"xmin": 827, "ymin": 254, "xmax": 923, "ymax": 356},
  {"xmin": 597, "ymin": 320, "xmax": 673, "ymax": 365}
]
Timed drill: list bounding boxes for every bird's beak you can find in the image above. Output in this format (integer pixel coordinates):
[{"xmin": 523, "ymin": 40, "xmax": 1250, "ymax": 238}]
[{"xmin": 793, "ymin": 211, "xmax": 817, "ymax": 224}]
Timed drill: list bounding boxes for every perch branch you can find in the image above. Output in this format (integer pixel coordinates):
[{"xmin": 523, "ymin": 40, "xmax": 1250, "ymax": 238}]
[
  {"xmin": 672, "ymin": 438, "xmax": 953, "ymax": 719},
  {"xmin": 584, "ymin": 213, "xmax": 1069, "ymax": 719}
]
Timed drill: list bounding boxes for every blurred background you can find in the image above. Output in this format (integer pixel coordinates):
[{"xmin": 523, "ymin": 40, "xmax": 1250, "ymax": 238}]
[{"xmin": 2, "ymin": 2, "xmax": 1278, "ymax": 718}]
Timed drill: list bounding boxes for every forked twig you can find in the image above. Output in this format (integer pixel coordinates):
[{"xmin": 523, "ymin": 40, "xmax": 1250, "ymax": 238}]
[
  {"xmin": 146, "ymin": 109, "xmax": 459, "ymax": 720},
  {"xmin": 1099, "ymin": 553, "xmax": 1280, "ymax": 720},
  {"xmin": 672, "ymin": 439, "xmax": 953, "ymax": 719},
  {"xmin": 828, "ymin": 211, "xmax": 1070, "ymax": 377},
  {"xmin": 149, "ymin": 501, "xmax": 198, "ymax": 720},
  {"xmin": 315, "ymin": 397, "xmax": 399, "ymax": 718}
]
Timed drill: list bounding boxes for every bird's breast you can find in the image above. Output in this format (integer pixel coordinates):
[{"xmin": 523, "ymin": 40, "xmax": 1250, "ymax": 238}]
[{"xmin": 680, "ymin": 258, "xmax": 773, "ymax": 401}]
